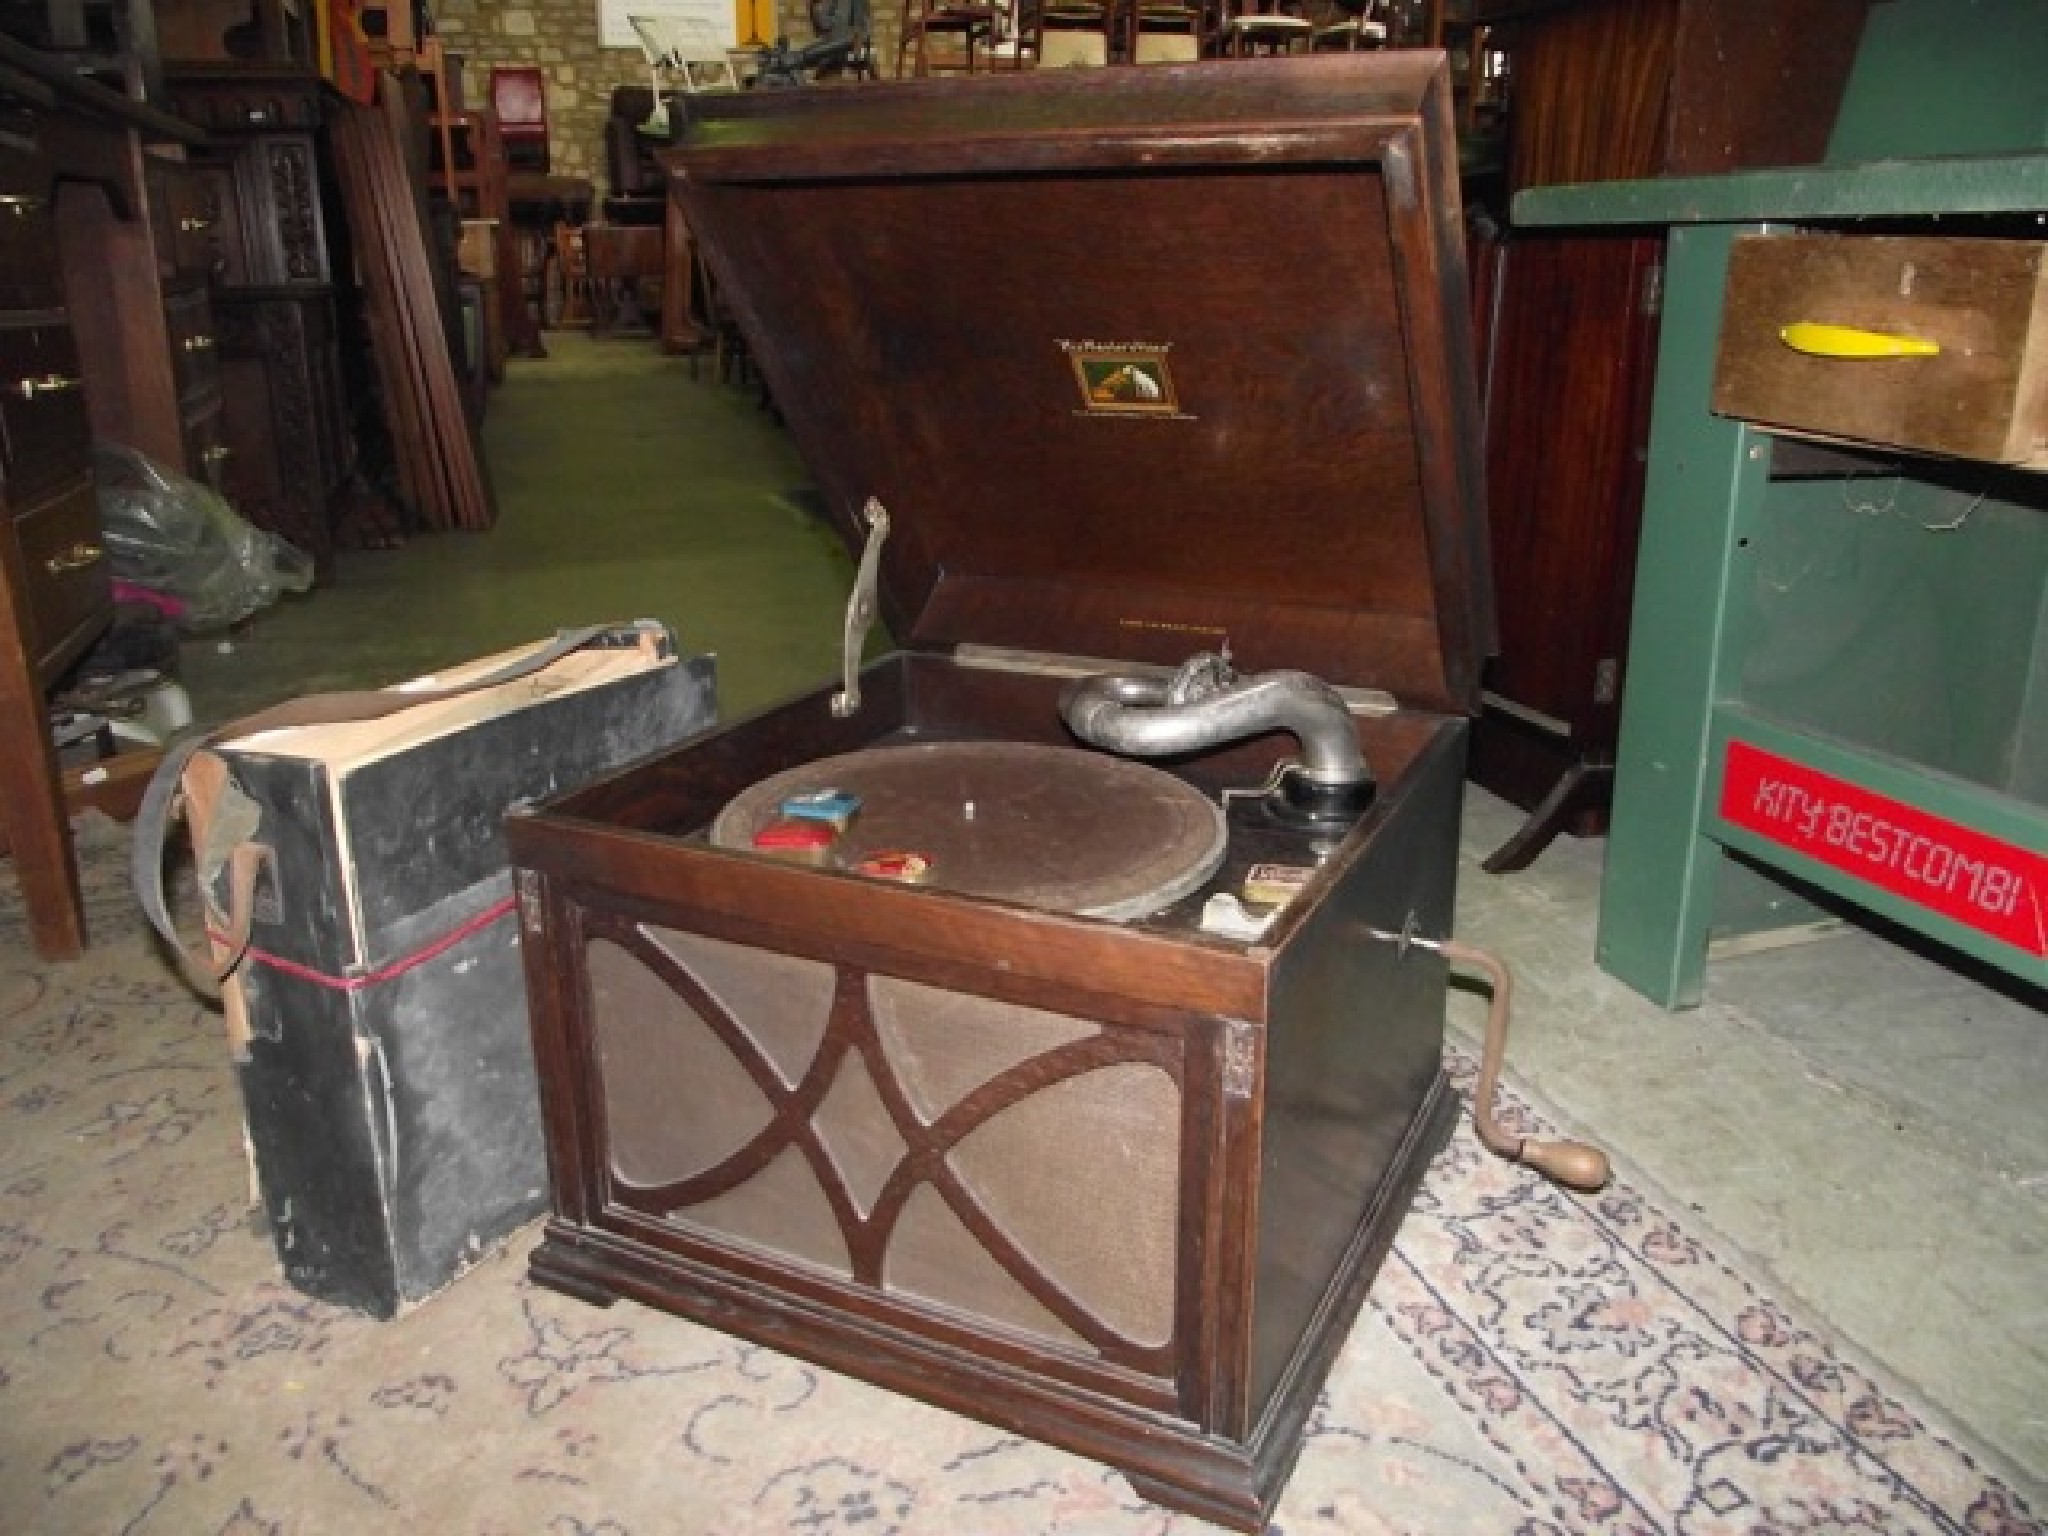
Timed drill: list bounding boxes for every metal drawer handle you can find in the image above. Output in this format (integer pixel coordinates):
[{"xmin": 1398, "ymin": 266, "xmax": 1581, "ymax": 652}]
[
  {"xmin": 45, "ymin": 541, "xmax": 104, "ymax": 574},
  {"xmin": 202, "ymin": 443, "xmax": 232, "ymax": 464},
  {"xmin": 1780, "ymin": 322, "xmax": 1941, "ymax": 360},
  {"xmin": 182, "ymin": 334, "xmax": 216, "ymax": 353},
  {"xmin": 0, "ymin": 193, "xmax": 45, "ymax": 215},
  {"xmin": 179, "ymin": 215, "xmax": 214, "ymax": 233},
  {"xmin": 16, "ymin": 373, "xmax": 82, "ymax": 399}
]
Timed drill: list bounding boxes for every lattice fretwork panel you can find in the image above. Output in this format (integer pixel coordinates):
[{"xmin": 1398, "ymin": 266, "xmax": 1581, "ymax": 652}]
[{"xmin": 584, "ymin": 923, "xmax": 1186, "ymax": 1370}]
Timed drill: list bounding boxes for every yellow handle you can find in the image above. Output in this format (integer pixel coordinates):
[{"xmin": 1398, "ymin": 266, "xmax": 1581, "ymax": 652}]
[{"xmin": 1780, "ymin": 321, "xmax": 1940, "ymax": 359}]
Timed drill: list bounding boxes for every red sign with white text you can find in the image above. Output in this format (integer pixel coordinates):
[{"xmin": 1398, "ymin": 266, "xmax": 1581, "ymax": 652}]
[{"xmin": 1719, "ymin": 739, "xmax": 2047, "ymax": 960}]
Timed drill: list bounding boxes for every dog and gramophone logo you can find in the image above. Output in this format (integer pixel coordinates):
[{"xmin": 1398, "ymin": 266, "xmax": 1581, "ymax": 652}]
[{"xmin": 1060, "ymin": 339, "xmax": 1188, "ymax": 418}]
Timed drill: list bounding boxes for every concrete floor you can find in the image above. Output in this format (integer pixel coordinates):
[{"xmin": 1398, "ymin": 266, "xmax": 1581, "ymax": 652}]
[{"xmin": 174, "ymin": 332, "xmax": 2048, "ymax": 1500}]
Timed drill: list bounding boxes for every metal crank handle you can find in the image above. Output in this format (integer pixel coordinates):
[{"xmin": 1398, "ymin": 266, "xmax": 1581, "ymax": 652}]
[
  {"xmin": 1370, "ymin": 926, "xmax": 1610, "ymax": 1192},
  {"xmin": 1437, "ymin": 937, "xmax": 1611, "ymax": 1192}
]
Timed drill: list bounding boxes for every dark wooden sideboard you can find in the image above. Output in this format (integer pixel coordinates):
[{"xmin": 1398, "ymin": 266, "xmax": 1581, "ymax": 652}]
[
  {"xmin": 161, "ymin": 64, "xmax": 351, "ymax": 575},
  {"xmin": 0, "ymin": 30, "xmax": 210, "ymax": 959},
  {"xmin": 1465, "ymin": 0, "xmax": 1870, "ymax": 870}
]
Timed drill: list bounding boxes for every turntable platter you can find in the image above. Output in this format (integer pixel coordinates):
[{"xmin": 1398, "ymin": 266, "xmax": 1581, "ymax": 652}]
[{"xmin": 710, "ymin": 741, "xmax": 1228, "ymax": 920}]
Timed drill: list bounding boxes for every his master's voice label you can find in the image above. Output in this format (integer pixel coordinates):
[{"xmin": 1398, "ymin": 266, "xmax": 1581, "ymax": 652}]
[{"xmin": 1719, "ymin": 739, "xmax": 2047, "ymax": 960}]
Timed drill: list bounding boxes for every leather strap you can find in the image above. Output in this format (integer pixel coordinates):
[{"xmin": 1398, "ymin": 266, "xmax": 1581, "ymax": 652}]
[{"xmin": 132, "ymin": 623, "xmax": 644, "ymax": 998}]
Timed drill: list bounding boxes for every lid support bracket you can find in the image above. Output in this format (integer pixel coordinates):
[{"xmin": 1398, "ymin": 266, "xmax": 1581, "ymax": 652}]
[{"xmin": 832, "ymin": 497, "xmax": 891, "ymax": 719}]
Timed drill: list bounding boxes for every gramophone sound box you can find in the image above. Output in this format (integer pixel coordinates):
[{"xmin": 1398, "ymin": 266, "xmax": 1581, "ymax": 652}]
[{"xmin": 506, "ymin": 53, "xmax": 1491, "ymax": 1531}]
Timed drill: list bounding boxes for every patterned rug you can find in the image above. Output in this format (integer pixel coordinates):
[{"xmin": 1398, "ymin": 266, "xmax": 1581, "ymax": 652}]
[{"xmin": 1, "ymin": 818, "xmax": 2039, "ymax": 1536}]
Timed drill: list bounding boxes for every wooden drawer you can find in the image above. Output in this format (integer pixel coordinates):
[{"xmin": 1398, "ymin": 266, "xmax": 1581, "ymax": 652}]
[
  {"xmin": 1712, "ymin": 234, "xmax": 2048, "ymax": 468},
  {"xmin": 0, "ymin": 320, "xmax": 92, "ymax": 502},
  {"xmin": 0, "ymin": 138, "xmax": 60, "ymax": 312},
  {"xmin": 165, "ymin": 286, "xmax": 221, "ymax": 406},
  {"xmin": 150, "ymin": 159, "xmax": 237, "ymax": 285},
  {"xmin": 12, "ymin": 475, "xmax": 111, "ymax": 681},
  {"xmin": 192, "ymin": 165, "xmax": 244, "ymax": 285},
  {"xmin": 184, "ymin": 402, "xmax": 231, "ymax": 493}
]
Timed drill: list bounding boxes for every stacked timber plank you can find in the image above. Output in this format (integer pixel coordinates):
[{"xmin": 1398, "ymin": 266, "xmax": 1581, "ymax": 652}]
[{"xmin": 330, "ymin": 72, "xmax": 495, "ymax": 532}]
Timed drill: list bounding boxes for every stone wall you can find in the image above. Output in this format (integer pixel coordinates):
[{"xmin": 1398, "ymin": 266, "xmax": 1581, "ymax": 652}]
[{"xmin": 426, "ymin": 1, "xmax": 910, "ymax": 191}]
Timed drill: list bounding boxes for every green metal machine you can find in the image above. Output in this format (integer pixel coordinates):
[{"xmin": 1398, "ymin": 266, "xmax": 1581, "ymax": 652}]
[{"xmin": 1517, "ymin": 0, "xmax": 2048, "ymax": 1006}]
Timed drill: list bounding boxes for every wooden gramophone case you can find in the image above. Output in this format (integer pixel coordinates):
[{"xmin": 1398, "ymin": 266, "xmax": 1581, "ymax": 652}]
[{"xmin": 506, "ymin": 54, "xmax": 1491, "ymax": 1532}]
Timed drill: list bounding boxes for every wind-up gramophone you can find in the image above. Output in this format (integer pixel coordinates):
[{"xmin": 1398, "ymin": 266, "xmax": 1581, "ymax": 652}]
[{"xmin": 507, "ymin": 53, "xmax": 1603, "ymax": 1531}]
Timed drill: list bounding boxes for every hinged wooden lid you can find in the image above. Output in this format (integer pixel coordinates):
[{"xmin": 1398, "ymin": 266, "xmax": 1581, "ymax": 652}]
[{"xmin": 671, "ymin": 53, "xmax": 1493, "ymax": 712}]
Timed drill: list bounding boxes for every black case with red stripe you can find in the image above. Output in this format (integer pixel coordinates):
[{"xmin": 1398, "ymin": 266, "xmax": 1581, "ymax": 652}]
[{"xmin": 217, "ymin": 650, "xmax": 716, "ymax": 1317}]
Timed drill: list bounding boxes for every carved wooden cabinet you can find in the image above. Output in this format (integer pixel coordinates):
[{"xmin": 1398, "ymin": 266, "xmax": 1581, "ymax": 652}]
[
  {"xmin": 162, "ymin": 65, "xmax": 351, "ymax": 573},
  {"xmin": 154, "ymin": 160, "xmax": 230, "ymax": 488}
]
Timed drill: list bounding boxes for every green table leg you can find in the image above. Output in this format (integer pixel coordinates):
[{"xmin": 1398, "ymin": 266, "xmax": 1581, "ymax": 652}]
[{"xmin": 1595, "ymin": 223, "xmax": 1769, "ymax": 1008}]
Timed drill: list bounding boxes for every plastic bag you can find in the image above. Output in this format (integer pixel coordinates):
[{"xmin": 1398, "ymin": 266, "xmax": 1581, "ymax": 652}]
[{"xmin": 94, "ymin": 443, "xmax": 314, "ymax": 632}]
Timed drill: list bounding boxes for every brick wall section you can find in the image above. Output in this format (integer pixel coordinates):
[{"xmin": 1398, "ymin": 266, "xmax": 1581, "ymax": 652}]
[{"xmin": 428, "ymin": 1, "xmax": 912, "ymax": 189}]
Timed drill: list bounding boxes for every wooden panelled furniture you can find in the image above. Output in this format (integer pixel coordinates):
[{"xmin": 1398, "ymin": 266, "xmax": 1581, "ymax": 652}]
[
  {"xmin": 895, "ymin": 0, "xmax": 1000, "ymax": 74},
  {"xmin": 160, "ymin": 64, "xmax": 354, "ymax": 575},
  {"xmin": 1463, "ymin": 0, "xmax": 1870, "ymax": 871},
  {"xmin": 0, "ymin": 30, "xmax": 210, "ymax": 960}
]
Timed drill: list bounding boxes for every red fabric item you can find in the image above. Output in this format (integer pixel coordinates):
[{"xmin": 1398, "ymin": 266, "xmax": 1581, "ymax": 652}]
[{"xmin": 492, "ymin": 66, "xmax": 549, "ymax": 139}]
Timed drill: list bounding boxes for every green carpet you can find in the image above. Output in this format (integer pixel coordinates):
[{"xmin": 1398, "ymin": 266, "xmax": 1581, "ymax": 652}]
[{"xmin": 177, "ymin": 334, "xmax": 859, "ymax": 726}]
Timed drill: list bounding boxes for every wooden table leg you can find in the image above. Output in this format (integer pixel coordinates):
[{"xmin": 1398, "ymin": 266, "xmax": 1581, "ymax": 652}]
[
  {"xmin": 1481, "ymin": 758, "xmax": 1614, "ymax": 875},
  {"xmin": 1595, "ymin": 224, "xmax": 1759, "ymax": 1009},
  {"xmin": 0, "ymin": 578, "xmax": 86, "ymax": 959}
]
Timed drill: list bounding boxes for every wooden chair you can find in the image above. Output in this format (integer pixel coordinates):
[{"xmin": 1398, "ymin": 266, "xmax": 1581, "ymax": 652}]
[
  {"xmin": 896, "ymin": 0, "xmax": 1001, "ymax": 75},
  {"xmin": 490, "ymin": 65, "xmax": 551, "ymax": 172},
  {"xmin": 982, "ymin": 0, "xmax": 1036, "ymax": 67},
  {"xmin": 547, "ymin": 221, "xmax": 591, "ymax": 329},
  {"xmin": 1024, "ymin": 0, "xmax": 1114, "ymax": 67},
  {"xmin": 1216, "ymin": 0, "xmax": 1311, "ymax": 55},
  {"xmin": 1124, "ymin": 0, "xmax": 1209, "ymax": 62},
  {"xmin": 1309, "ymin": 0, "xmax": 1387, "ymax": 50},
  {"xmin": 582, "ymin": 222, "xmax": 665, "ymax": 337}
]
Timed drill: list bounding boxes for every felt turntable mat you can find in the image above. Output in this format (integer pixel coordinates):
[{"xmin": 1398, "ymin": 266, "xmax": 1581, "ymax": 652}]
[{"xmin": 710, "ymin": 741, "xmax": 1228, "ymax": 921}]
